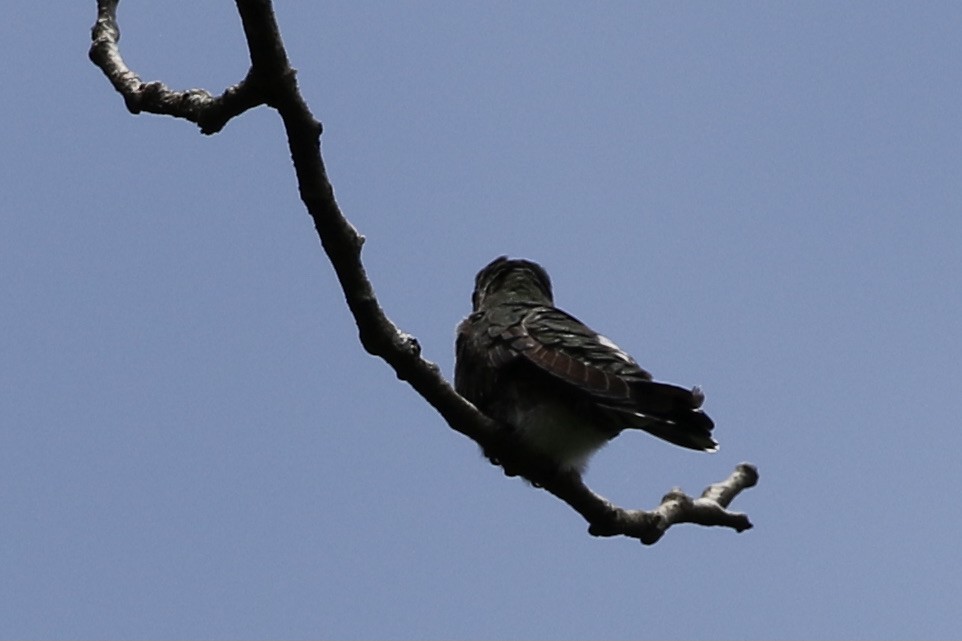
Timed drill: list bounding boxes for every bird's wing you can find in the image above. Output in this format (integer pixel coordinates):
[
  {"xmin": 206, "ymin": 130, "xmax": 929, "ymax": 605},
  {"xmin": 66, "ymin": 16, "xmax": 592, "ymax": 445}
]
[
  {"xmin": 499, "ymin": 306, "xmax": 656, "ymax": 399},
  {"xmin": 498, "ymin": 306, "xmax": 716, "ymax": 451}
]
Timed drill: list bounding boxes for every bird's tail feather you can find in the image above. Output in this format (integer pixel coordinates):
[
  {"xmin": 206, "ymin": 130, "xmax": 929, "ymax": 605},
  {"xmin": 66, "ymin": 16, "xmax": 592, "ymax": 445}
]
[{"xmin": 600, "ymin": 380, "xmax": 718, "ymax": 452}]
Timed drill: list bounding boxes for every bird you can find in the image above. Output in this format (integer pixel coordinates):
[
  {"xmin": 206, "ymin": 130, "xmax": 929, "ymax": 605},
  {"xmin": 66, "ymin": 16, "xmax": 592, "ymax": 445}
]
[{"xmin": 455, "ymin": 256, "xmax": 716, "ymax": 474}]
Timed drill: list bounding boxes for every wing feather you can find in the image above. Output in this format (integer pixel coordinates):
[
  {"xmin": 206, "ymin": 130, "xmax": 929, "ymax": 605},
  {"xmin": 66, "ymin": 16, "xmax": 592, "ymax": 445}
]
[
  {"xmin": 500, "ymin": 306, "xmax": 717, "ymax": 451},
  {"xmin": 507, "ymin": 307, "xmax": 645, "ymax": 400}
]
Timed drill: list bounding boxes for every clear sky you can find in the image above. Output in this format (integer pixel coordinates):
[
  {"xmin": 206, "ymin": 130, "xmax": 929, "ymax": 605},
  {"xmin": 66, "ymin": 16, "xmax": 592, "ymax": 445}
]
[{"xmin": 2, "ymin": 2, "xmax": 961, "ymax": 639}]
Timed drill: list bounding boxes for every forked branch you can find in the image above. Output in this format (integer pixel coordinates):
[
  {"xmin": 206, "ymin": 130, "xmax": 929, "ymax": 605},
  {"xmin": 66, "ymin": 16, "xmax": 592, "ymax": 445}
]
[{"xmin": 89, "ymin": 0, "xmax": 757, "ymax": 545}]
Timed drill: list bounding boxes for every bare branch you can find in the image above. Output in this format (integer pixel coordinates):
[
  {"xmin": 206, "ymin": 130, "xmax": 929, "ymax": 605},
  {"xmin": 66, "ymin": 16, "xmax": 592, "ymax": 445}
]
[
  {"xmin": 88, "ymin": 0, "xmax": 758, "ymax": 544},
  {"xmin": 89, "ymin": 0, "xmax": 264, "ymax": 133},
  {"xmin": 584, "ymin": 463, "xmax": 758, "ymax": 545}
]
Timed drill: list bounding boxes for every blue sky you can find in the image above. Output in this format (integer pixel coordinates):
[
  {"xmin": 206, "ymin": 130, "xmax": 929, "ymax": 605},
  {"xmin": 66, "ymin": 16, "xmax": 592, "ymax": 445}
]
[{"xmin": 2, "ymin": 2, "xmax": 961, "ymax": 638}]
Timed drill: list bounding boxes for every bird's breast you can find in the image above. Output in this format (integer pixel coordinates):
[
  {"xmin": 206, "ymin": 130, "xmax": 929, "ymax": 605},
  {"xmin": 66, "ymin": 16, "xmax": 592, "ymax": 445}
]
[{"xmin": 507, "ymin": 400, "xmax": 613, "ymax": 473}]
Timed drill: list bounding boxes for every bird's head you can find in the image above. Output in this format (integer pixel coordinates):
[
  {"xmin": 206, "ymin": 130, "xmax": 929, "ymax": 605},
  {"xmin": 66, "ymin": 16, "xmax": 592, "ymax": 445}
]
[{"xmin": 471, "ymin": 256, "xmax": 554, "ymax": 310}]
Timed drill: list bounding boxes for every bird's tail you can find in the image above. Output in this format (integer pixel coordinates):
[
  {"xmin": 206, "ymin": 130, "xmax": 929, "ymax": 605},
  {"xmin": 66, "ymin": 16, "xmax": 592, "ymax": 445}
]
[{"xmin": 601, "ymin": 381, "xmax": 718, "ymax": 452}]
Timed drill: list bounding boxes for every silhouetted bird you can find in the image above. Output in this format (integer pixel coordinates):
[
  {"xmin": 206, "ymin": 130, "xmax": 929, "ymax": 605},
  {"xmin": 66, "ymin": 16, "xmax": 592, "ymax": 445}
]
[{"xmin": 455, "ymin": 256, "xmax": 716, "ymax": 473}]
